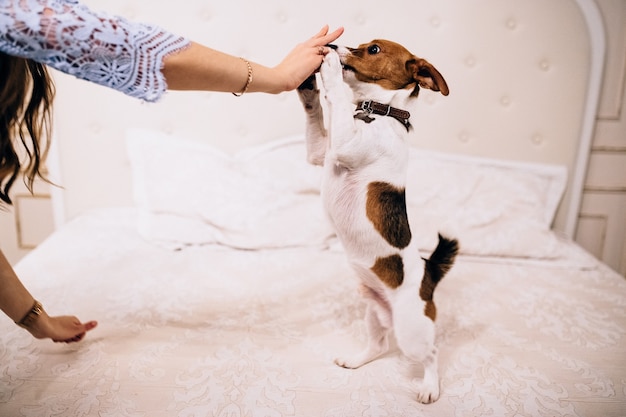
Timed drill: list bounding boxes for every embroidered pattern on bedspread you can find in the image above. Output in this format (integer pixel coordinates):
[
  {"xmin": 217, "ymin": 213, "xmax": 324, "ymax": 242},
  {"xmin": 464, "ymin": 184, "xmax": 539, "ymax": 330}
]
[{"xmin": 0, "ymin": 211, "xmax": 625, "ymax": 416}]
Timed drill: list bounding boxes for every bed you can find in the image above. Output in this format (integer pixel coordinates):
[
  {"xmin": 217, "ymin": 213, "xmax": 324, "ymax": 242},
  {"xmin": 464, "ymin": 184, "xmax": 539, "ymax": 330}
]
[{"xmin": 2, "ymin": 0, "xmax": 626, "ymax": 416}]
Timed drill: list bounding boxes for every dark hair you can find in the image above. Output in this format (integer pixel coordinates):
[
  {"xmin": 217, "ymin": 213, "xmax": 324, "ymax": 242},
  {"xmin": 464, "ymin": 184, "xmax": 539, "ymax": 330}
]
[{"xmin": 0, "ymin": 51, "xmax": 55, "ymax": 206}]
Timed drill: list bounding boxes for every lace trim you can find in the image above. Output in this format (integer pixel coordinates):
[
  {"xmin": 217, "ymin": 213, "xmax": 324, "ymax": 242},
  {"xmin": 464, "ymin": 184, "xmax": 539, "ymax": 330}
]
[{"xmin": 0, "ymin": 0, "xmax": 191, "ymax": 102}]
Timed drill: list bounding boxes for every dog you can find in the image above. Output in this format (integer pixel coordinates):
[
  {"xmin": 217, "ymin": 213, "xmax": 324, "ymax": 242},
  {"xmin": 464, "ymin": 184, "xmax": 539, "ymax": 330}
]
[{"xmin": 297, "ymin": 40, "xmax": 458, "ymax": 403}]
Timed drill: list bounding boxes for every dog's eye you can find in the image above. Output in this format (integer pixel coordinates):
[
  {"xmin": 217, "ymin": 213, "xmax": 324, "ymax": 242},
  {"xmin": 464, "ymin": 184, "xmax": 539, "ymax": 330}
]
[{"xmin": 367, "ymin": 45, "xmax": 381, "ymax": 55}]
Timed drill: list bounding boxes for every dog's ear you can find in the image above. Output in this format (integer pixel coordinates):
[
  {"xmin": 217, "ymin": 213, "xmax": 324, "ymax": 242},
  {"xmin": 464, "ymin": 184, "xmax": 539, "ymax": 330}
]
[{"xmin": 408, "ymin": 58, "xmax": 449, "ymax": 97}]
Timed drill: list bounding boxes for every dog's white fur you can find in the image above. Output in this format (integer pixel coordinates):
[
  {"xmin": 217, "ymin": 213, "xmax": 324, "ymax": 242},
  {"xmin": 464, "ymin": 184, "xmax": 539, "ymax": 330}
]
[{"xmin": 297, "ymin": 40, "xmax": 457, "ymax": 403}]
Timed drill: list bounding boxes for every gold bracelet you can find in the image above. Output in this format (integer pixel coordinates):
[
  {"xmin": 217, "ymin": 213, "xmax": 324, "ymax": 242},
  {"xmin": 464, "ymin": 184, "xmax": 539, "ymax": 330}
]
[
  {"xmin": 232, "ymin": 58, "xmax": 253, "ymax": 97},
  {"xmin": 15, "ymin": 300, "xmax": 44, "ymax": 329}
]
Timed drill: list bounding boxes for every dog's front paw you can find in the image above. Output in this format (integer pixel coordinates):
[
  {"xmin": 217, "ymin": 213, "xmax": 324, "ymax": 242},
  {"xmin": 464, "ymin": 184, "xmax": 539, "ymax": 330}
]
[
  {"xmin": 297, "ymin": 74, "xmax": 321, "ymax": 111},
  {"xmin": 298, "ymin": 73, "xmax": 317, "ymax": 91},
  {"xmin": 320, "ymin": 50, "xmax": 344, "ymax": 91}
]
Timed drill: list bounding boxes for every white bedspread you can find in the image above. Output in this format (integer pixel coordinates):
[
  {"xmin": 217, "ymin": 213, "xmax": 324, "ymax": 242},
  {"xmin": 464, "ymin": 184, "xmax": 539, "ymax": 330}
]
[{"xmin": 2, "ymin": 208, "xmax": 625, "ymax": 417}]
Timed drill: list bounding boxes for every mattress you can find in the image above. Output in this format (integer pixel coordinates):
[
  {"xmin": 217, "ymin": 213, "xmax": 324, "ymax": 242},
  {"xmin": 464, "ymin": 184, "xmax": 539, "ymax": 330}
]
[{"xmin": 1, "ymin": 134, "xmax": 625, "ymax": 416}]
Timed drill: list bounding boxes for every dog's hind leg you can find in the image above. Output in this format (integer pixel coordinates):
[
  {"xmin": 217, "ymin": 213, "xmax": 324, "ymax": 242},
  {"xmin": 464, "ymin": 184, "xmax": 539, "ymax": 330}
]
[
  {"xmin": 403, "ymin": 349, "xmax": 440, "ymax": 404},
  {"xmin": 335, "ymin": 288, "xmax": 391, "ymax": 369},
  {"xmin": 297, "ymin": 74, "xmax": 328, "ymax": 166},
  {"xmin": 390, "ymin": 235, "xmax": 457, "ymax": 403},
  {"xmin": 393, "ymin": 294, "xmax": 441, "ymax": 403}
]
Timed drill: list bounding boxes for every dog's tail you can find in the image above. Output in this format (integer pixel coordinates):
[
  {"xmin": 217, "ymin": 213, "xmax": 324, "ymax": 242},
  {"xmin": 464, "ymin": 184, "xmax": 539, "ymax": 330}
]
[{"xmin": 419, "ymin": 234, "xmax": 459, "ymax": 311}]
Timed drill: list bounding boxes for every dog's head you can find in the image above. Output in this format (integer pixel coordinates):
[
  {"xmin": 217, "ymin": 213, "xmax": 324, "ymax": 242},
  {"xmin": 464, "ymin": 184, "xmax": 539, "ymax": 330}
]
[{"xmin": 334, "ymin": 39, "xmax": 449, "ymax": 100}]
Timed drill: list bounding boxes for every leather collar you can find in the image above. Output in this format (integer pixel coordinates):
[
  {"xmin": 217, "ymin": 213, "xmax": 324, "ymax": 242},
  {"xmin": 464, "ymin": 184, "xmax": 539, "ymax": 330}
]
[{"xmin": 354, "ymin": 100, "xmax": 411, "ymax": 131}]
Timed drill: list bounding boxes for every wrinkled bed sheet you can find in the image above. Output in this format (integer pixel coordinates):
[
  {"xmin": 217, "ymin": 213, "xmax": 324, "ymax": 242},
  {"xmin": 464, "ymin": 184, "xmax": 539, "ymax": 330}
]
[{"xmin": 1, "ymin": 209, "xmax": 625, "ymax": 417}]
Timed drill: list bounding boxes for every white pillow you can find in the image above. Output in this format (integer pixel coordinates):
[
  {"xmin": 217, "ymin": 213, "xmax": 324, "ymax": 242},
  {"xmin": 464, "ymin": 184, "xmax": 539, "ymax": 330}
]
[
  {"xmin": 126, "ymin": 129, "xmax": 334, "ymax": 250},
  {"xmin": 127, "ymin": 129, "xmax": 568, "ymax": 258},
  {"xmin": 406, "ymin": 149, "xmax": 568, "ymax": 258}
]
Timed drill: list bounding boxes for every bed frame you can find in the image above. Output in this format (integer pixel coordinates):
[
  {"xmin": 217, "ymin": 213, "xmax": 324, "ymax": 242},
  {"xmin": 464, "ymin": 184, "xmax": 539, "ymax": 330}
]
[{"xmin": 48, "ymin": 0, "xmax": 605, "ymax": 238}]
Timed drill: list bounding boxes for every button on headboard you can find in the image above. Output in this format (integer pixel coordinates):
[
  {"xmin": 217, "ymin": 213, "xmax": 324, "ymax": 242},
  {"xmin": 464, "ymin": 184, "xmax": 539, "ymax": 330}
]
[{"xmin": 49, "ymin": 0, "xmax": 604, "ymax": 237}]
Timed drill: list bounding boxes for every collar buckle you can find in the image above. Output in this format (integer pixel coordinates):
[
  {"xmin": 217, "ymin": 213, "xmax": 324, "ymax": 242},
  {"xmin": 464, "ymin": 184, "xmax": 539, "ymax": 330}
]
[{"xmin": 359, "ymin": 100, "xmax": 374, "ymax": 114}]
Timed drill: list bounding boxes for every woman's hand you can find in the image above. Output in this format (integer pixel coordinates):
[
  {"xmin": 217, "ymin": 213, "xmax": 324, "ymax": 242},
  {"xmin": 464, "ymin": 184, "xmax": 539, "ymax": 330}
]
[
  {"xmin": 28, "ymin": 312, "xmax": 98, "ymax": 343},
  {"xmin": 274, "ymin": 25, "xmax": 344, "ymax": 91}
]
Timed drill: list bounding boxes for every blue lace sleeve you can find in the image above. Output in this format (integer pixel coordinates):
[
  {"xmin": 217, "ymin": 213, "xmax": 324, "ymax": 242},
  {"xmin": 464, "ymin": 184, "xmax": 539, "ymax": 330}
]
[{"xmin": 0, "ymin": 0, "xmax": 190, "ymax": 102}]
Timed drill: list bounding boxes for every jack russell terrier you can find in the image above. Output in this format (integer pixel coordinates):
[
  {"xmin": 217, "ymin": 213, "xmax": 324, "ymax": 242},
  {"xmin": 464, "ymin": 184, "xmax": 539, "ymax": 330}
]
[{"xmin": 297, "ymin": 40, "xmax": 458, "ymax": 403}]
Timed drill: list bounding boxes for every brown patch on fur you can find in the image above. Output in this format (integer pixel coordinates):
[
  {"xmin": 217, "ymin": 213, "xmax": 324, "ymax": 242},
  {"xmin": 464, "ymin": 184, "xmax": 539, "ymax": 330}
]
[
  {"xmin": 342, "ymin": 39, "xmax": 449, "ymax": 96},
  {"xmin": 366, "ymin": 182, "xmax": 411, "ymax": 249},
  {"xmin": 371, "ymin": 254, "xmax": 404, "ymax": 288}
]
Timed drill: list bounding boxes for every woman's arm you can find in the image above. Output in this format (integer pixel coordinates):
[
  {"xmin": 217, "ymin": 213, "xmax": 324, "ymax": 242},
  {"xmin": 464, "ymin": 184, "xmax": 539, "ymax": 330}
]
[
  {"xmin": 0, "ymin": 250, "xmax": 97, "ymax": 343},
  {"xmin": 162, "ymin": 26, "xmax": 344, "ymax": 94},
  {"xmin": 1, "ymin": 0, "xmax": 343, "ymax": 101}
]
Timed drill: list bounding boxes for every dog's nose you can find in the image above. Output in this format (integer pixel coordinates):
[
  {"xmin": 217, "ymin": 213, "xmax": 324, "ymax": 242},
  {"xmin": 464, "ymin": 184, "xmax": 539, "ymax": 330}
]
[{"xmin": 326, "ymin": 44, "xmax": 338, "ymax": 50}]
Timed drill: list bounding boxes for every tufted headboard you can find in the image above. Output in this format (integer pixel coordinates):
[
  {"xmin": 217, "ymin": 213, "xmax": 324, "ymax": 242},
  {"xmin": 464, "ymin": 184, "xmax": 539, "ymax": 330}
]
[{"xmin": 48, "ymin": 0, "xmax": 605, "ymax": 238}]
